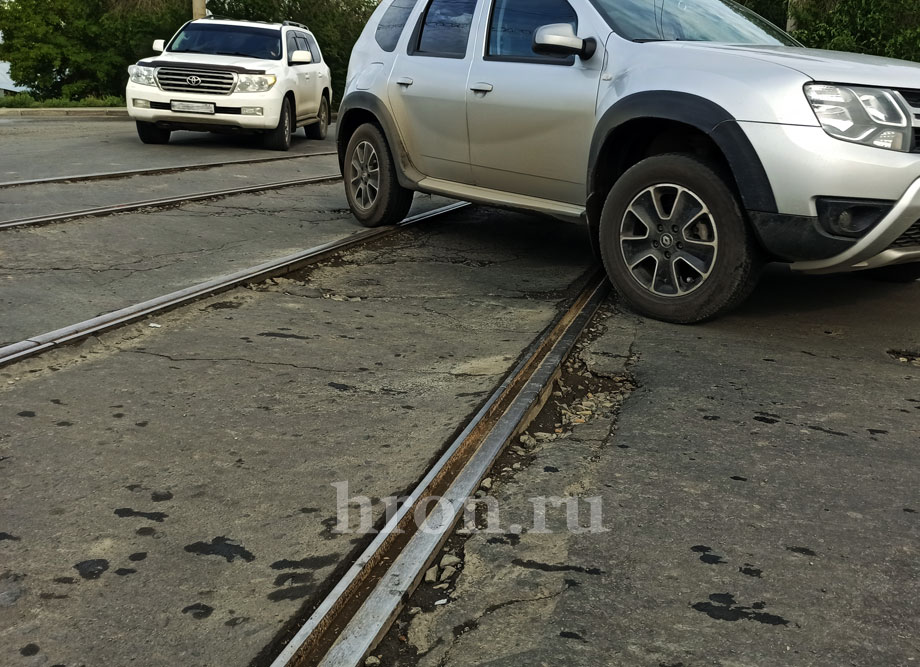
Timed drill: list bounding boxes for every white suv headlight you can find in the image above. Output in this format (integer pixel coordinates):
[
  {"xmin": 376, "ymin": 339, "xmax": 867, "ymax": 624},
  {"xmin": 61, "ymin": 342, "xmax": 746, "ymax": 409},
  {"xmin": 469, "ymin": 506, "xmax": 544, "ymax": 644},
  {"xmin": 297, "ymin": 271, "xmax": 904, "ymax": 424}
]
[
  {"xmin": 236, "ymin": 74, "xmax": 277, "ymax": 93},
  {"xmin": 128, "ymin": 65, "xmax": 157, "ymax": 87},
  {"xmin": 805, "ymin": 83, "xmax": 913, "ymax": 152}
]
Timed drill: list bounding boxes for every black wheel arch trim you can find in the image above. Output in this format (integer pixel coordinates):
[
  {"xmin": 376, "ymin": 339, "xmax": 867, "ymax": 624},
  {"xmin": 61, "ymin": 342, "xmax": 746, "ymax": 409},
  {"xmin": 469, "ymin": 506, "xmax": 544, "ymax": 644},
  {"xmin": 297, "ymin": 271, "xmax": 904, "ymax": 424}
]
[
  {"xmin": 336, "ymin": 92, "xmax": 418, "ymax": 191},
  {"xmin": 588, "ymin": 91, "xmax": 778, "ymax": 214}
]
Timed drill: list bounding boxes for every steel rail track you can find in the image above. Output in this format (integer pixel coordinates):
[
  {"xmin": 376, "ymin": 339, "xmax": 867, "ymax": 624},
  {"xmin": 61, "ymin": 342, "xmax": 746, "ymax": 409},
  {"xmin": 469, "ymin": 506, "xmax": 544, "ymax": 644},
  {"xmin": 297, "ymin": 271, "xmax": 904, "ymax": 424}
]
[
  {"xmin": 269, "ymin": 269, "xmax": 610, "ymax": 667},
  {"xmin": 0, "ymin": 202, "xmax": 470, "ymax": 368},
  {"xmin": 0, "ymin": 150, "xmax": 338, "ymax": 189},
  {"xmin": 0, "ymin": 173, "xmax": 343, "ymax": 230}
]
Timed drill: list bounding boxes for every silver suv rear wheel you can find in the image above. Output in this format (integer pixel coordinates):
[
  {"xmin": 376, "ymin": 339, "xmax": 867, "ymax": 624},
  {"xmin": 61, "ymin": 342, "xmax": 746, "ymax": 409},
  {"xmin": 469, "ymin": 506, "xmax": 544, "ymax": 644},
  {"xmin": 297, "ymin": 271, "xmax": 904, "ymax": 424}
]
[
  {"xmin": 344, "ymin": 123, "xmax": 413, "ymax": 227},
  {"xmin": 600, "ymin": 154, "xmax": 760, "ymax": 324}
]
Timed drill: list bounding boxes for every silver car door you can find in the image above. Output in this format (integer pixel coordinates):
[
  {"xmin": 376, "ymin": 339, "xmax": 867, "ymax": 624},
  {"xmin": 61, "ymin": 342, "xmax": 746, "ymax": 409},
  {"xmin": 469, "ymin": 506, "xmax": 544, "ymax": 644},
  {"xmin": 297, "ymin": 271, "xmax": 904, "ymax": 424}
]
[
  {"xmin": 386, "ymin": 0, "xmax": 483, "ymax": 184},
  {"xmin": 466, "ymin": 0, "xmax": 605, "ymax": 204}
]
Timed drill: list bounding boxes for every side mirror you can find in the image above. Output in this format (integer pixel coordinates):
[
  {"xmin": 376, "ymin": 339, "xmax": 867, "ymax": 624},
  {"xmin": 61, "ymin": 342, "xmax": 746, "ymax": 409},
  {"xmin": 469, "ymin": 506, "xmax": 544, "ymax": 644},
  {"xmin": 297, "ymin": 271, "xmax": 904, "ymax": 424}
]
[
  {"xmin": 290, "ymin": 49, "xmax": 313, "ymax": 64},
  {"xmin": 152, "ymin": 39, "xmax": 165, "ymax": 53},
  {"xmin": 533, "ymin": 23, "xmax": 596, "ymax": 60}
]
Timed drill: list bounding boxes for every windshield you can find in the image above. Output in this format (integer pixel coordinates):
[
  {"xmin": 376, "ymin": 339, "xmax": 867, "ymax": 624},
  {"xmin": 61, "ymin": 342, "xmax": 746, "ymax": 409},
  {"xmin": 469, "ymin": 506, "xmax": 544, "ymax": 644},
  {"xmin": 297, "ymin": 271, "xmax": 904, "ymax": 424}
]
[
  {"xmin": 593, "ymin": 0, "xmax": 798, "ymax": 46},
  {"xmin": 168, "ymin": 23, "xmax": 283, "ymax": 60}
]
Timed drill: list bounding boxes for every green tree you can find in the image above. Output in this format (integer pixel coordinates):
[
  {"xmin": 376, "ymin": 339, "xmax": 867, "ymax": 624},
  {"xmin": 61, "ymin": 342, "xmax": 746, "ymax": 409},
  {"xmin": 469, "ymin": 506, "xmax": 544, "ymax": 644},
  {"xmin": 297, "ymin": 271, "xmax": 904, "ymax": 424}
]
[
  {"xmin": 206, "ymin": 0, "xmax": 378, "ymax": 103},
  {"xmin": 0, "ymin": 0, "xmax": 189, "ymax": 99}
]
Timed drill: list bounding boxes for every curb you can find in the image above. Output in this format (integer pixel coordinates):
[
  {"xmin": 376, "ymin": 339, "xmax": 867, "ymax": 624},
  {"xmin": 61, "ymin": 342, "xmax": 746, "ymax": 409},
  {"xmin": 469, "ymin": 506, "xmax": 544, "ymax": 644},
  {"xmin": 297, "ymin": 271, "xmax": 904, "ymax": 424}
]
[{"xmin": 0, "ymin": 108, "xmax": 129, "ymax": 118}]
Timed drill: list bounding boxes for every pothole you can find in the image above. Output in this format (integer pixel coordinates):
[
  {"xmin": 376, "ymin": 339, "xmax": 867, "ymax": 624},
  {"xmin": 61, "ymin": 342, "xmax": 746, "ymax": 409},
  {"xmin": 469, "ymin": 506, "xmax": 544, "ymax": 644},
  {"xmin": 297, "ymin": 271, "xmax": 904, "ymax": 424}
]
[{"xmin": 888, "ymin": 349, "xmax": 920, "ymax": 367}]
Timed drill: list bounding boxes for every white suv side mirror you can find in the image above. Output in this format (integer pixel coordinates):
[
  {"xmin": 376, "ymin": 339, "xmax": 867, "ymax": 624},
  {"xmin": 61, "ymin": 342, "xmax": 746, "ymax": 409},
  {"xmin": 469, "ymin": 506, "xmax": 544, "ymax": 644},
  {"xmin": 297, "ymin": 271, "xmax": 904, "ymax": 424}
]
[
  {"xmin": 533, "ymin": 23, "xmax": 596, "ymax": 60},
  {"xmin": 152, "ymin": 39, "xmax": 165, "ymax": 53},
  {"xmin": 290, "ymin": 50, "xmax": 313, "ymax": 64}
]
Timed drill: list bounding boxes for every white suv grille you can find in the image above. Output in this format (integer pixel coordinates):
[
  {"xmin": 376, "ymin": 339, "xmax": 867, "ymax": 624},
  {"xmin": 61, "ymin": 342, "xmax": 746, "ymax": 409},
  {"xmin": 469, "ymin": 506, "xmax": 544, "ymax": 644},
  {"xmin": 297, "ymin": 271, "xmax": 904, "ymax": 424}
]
[{"xmin": 156, "ymin": 67, "xmax": 236, "ymax": 95}]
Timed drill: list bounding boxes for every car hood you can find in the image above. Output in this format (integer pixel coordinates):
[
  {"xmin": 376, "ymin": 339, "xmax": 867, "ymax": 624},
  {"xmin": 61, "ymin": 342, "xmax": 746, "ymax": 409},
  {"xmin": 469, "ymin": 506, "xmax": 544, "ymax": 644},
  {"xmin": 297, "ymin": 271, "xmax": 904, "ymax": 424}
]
[
  {"xmin": 653, "ymin": 43, "xmax": 920, "ymax": 89},
  {"xmin": 138, "ymin": 52, "xmax": 281, "ymax": 72}
]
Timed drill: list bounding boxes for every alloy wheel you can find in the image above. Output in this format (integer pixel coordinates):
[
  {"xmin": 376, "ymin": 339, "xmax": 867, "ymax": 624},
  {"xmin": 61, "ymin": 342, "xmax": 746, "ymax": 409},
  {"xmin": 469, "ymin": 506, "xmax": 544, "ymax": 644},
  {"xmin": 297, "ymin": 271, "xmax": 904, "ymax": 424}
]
[
  {"xmin": 619, "ymin": 184, "xmax": 719, "ymax": 297},
  {"xmin": 349, "ymin": 141, "xmax": 380, "ymax": 210}
]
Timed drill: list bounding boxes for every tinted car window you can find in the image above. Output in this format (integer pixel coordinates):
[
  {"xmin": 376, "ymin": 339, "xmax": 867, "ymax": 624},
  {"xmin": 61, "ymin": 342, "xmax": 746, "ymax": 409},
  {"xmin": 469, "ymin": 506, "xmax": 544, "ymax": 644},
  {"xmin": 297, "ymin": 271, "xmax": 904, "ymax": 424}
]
[
  {"xmin": 376, "ymin": 0, "xmax": 418, "ymax": 52},
  {"xmin": 286, "ymin": 31, "xmax": 299, "ymax": 59},
  {"xmin": 304, "ymin": 33, "xmax": 323, "ymax": 63},
  {"xmin": 488, "ymin": 0, "xmax": 577, "ymax": 61},
  {"xmin": 593, "ymin": 0, "xmax": 797, "ymax": 45},
  {"xmin": 416, "ymin": 0, "xmax": 478, "ymax": 57},
  {"xmin": 170, "ymin": 23, "xmax": 283, "ymax": 60}
]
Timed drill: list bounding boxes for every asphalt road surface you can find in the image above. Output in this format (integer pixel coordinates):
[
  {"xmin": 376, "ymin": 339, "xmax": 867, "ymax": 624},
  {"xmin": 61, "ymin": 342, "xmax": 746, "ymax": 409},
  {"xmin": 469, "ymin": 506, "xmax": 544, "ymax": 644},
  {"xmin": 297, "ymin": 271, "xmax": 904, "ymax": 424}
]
[{"xmin": 1, "ymin": 117, "xmax": 918, "ymax": 667}]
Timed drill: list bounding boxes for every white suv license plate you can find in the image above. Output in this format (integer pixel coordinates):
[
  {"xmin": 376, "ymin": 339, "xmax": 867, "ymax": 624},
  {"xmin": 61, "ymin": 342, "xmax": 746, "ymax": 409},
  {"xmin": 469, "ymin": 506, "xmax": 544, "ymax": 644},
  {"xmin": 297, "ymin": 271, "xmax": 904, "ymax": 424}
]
[{"xmin": 171, "ymin": 101, "xmax": 215, "ymax": 114}]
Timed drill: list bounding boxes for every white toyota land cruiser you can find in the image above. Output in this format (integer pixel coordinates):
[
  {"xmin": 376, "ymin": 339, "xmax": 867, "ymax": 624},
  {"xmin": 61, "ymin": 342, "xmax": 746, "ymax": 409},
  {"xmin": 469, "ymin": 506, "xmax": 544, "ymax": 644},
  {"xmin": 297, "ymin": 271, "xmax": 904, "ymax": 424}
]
[{"xmin": 126, "ymin": 17, "xmax": 332, "ymax": 151}]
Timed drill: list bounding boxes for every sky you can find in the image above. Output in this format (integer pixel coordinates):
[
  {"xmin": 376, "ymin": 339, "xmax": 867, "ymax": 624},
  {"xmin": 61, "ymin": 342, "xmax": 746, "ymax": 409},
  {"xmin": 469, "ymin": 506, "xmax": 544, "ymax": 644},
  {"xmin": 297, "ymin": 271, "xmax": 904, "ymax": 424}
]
[
  {"xmin": 0, "ymin": 31, "xmax": 25, "ymax": 92},
  {"xmin": 0, "ymin": 60, "xmax": 26, "ymax": 92}
]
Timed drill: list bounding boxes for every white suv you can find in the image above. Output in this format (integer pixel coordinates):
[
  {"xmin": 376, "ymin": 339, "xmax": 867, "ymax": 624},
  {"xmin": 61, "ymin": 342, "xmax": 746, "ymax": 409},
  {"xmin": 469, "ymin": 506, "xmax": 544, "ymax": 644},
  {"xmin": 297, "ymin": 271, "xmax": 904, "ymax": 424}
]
[
  {"xmin": 127, "ymin": 17, "xmax": 332, "ymax": 150},
  {"xmin": 339, "ymin": 0, "xmax": 920, "ymax": 322}
]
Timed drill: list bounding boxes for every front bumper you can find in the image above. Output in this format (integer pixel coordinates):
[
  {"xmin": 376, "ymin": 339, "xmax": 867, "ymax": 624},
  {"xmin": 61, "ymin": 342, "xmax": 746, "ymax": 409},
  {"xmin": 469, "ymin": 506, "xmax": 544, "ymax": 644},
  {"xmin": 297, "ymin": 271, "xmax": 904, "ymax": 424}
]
[
  {"xmin": 791, "ymin": 178, "xmax": 920, "ymax": 273},
  {"xmin": 740, "ymin": 121, "xmax": 920, "ymax": 273},
  {"xmin": 126, "ymin": 82, "xmax": 282, "ymax": 131}
]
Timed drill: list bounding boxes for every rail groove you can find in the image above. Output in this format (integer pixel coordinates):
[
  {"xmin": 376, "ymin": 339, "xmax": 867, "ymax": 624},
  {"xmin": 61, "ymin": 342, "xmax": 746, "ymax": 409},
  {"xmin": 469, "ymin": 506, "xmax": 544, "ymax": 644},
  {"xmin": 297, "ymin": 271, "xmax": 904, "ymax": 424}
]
[
  {"xmin": 0, "ymin": 150, "xmax": 338, "ymax": 189},
  {"xmin": 0, "ymin": 202, "xmax": 469, "ymax": 368},
  {"xmin": 0, "ymin": 173, "xmax": 343, "ymax": 230},
  {"xmin": 269, "ymin": 270, "xmax": 609, "ymax": 667}
]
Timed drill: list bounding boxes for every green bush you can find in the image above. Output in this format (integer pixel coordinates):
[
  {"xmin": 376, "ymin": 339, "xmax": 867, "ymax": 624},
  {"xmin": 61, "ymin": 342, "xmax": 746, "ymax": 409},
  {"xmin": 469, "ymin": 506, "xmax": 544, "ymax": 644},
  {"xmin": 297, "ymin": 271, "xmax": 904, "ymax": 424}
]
[
  {"xmin": 790, "ymin": 0, "xmax": 920, "ymax": 62},
  {"xmin": 0, "ymin": 93, "xmax": 124, "ymax": 108},
  {"xmin": 738, "ymin": 0, "xmax": 920, "ymax": 63}
]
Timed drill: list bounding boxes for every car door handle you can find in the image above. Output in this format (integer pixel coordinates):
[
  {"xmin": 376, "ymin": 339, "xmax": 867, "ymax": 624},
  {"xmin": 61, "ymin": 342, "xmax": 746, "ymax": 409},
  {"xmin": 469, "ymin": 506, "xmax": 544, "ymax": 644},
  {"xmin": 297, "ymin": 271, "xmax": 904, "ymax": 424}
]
[
  {"xmin": 470, "ymin": 82, "xmax": 494, "ymax": 93},
  {"xmin": 396, "ymin": 77, "xmax": 414, "ymax": 87}
]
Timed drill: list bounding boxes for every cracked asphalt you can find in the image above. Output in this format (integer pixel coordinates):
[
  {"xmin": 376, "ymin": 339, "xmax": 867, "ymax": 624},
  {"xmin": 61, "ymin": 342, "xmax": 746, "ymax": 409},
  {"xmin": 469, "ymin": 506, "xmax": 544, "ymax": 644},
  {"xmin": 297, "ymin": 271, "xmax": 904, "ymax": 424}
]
[
  {"xmin": 0, "ymin": 176, "xmax": 451, "ymax": 345},
  {"xmin": 0, "ymin": 205, "xmax": 594, "ymax": 667},
  {"xmin": 380, "ymin": 268, "xmax": 920, "ymax": 667}
]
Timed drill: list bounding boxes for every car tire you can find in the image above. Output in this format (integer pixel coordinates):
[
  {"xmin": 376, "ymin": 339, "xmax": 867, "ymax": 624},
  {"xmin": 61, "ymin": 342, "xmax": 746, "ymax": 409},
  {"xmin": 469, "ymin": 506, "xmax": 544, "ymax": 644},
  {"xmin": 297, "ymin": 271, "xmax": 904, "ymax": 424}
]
[
  {"xmin": 859, "ymin": 263, "xmax": 920, "ymax": 283},
  {"xmin": 344, "ymin": 123, "xmax": 413, "ymax": 227},
  {"xmin": 263, "ymin": 97, "xmax": 292, "ymax": 151},
  {"xmin": 136, "ymin": 121, "xmax": 170, "ymax": 145},
  {"xmin": 599, "ymin": 153, "xmax": 761, "ymax": 324},
  {"xmin": 306, "ymin": 96, "xmax": 329, "ymax": 140}
]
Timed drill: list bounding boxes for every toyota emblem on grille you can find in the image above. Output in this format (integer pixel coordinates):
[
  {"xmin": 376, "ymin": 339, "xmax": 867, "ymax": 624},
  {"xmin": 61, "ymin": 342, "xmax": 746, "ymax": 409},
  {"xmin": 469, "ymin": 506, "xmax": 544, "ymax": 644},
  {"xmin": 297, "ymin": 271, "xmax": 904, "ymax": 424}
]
[{"xmin": 186, "ymin": 75, "xmax": 202, "ymax": 86}]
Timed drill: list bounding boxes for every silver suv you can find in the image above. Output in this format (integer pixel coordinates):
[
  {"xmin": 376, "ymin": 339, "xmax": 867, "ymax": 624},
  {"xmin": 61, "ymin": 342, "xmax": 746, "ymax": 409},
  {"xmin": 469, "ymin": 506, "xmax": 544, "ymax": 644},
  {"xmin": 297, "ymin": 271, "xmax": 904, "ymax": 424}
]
[
  {"xmin": 338, "ymin": 0, "xmax": 920, "ymax": 323},
  {"xmin": 127, "ymin": 17, "xmax": 332, "ymax": 151}
]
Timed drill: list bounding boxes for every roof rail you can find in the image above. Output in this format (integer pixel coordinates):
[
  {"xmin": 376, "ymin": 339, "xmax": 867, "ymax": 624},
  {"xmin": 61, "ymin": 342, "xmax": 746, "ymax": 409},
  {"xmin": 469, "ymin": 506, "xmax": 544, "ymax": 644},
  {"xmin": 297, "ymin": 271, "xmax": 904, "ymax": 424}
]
[
  {"xmin": 198, "ymin": 16, "xmax": 282, "ymax": 27},
  {"xmin": 282, "ymin": 20, "xmax": 309, "ymax": 30}
]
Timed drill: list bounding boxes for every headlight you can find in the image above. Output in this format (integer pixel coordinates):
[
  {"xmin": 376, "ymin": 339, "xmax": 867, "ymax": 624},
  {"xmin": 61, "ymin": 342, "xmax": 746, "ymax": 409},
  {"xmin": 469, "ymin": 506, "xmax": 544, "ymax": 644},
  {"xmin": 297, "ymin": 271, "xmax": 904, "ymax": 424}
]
[
  {"xmin": 805, "ymin": 83, "xmax": 912, "ymax": 152},
  {"xmin": 128, "ymin": 65, "xmax": 157, "ymax": 87},
  {"xmin": 236, "ymin": 74, "xmax": 277, "ymax": 93}
]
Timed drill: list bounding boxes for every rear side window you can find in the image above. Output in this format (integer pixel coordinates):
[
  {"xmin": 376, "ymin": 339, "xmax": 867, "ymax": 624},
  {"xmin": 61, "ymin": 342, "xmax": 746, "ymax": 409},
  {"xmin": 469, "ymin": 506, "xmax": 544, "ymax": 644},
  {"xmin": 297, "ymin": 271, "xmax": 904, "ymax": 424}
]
[
  {"xmin": 488, "ymin": 0, "xmax": 577, "ymax": 63},
  {"xmin": 414, "ymin": 0, "xmax": 478, "ymax": 58},
  {"xmin": 299, "ymin": 32, "xmax": 322, "ymax": 63},
  {"xmin": 376, "ymin": 0, "xmax": 418, "ymax": 52}
]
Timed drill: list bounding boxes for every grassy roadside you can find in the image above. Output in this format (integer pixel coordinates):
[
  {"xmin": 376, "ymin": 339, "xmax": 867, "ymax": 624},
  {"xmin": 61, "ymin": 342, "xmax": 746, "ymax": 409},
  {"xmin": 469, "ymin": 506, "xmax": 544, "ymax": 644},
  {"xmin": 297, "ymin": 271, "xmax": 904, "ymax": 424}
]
[{"xmin": 0, "ymin": 93, "xmax": 124, "ymax": 109}]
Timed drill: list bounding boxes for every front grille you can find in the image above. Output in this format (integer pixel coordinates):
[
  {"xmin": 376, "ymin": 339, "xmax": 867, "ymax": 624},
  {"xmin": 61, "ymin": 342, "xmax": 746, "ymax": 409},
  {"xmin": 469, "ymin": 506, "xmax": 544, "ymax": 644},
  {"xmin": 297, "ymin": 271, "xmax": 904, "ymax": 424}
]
[
  {"xmin": 898, "ymin": 89, "xmax": 920, "ymax": 153},
  {"xmin": 899, "ymin": 89, "xmax": 920, "ymax": 108},
  {"xmin": 892, "ymin": 219, "xmax": 920, "ymax": 248},
  {"xmin": 156, "ymin": 67, "xmax": 235, "ymax": 95}
]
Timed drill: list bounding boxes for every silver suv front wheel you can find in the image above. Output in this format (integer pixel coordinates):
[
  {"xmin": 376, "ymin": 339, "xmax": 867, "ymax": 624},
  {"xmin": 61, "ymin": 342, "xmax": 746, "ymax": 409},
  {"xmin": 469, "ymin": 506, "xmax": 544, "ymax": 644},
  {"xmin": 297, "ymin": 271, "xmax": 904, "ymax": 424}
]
[{"xmin": 599, "ymin": 154, "xmax": 760, "ymax": 323}]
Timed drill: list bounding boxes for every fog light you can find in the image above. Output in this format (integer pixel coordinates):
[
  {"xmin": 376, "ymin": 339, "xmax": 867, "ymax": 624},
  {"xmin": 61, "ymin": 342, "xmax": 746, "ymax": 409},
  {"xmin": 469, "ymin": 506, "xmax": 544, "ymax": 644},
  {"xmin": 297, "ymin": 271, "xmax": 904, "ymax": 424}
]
[
  {"xmin": 241, "ymin": 107, "xmax": 263, "ymax": 116},
  {"xmin": 133, "ymin": 99, "xmax": 151, "ymax": 109},
  {"xmin": 816, "ymin": 197, "xmax": 893, "ymax": 238}
]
